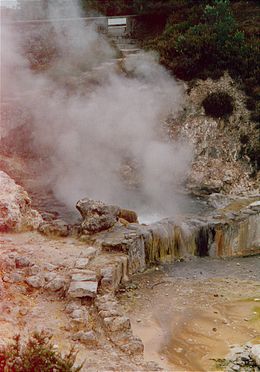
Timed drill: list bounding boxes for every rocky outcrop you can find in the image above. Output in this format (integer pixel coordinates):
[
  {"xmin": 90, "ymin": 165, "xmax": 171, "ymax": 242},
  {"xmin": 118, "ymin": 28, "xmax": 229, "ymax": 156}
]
[
  {"xmin": 76, "ymin": 198, "xmax": 120, "ymax": 234},
  {"xmin": 167, "ymin": 73, "xmax": 259, "ymax": 196},
  {"xmin": 220, "ymin": 343, "xmax": 260, "ymax": 371},
  {"xmin": 92, "ymin": 197, "xmax": 260, "ymax": 275},
  {"xmin": 0, "ymin": 171, "xmax": 42, "ymax": 232},
  {"xmin": 76, "ymin": 198, "xmax": 139, "ymax": 234}
]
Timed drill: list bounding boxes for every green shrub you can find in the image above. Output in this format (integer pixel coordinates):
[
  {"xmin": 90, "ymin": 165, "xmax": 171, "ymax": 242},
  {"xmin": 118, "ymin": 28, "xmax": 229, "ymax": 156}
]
[
  {"xmin": 202, "ymin": 91, "xmax": 234, "ymax": 118},
  {"xmin": 0, "ymin": 332, "xmax": 83, "ymax": 372},
  {"xmin": 148, "ymin": 0, "xmax": 259, "ymax": 91}
]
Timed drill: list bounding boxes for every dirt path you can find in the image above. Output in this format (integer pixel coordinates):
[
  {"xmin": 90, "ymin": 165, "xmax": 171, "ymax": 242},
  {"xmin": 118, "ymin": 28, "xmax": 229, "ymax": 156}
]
[{"xmin": 119, "ymin": 256, "xmax": 260, "ymax": 371}]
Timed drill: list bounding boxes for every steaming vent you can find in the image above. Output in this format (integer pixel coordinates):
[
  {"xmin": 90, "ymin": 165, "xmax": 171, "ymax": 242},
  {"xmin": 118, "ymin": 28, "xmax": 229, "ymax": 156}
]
[{"xmin": 1, "ymin": 0, "xmax": 193, "ymax": 224}]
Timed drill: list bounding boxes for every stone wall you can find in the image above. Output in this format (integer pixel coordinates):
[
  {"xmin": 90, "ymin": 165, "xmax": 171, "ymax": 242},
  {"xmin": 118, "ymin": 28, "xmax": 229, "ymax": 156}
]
[{"xmin": 95, "ymin": 199, "xmax": 260, "ymax": 277}]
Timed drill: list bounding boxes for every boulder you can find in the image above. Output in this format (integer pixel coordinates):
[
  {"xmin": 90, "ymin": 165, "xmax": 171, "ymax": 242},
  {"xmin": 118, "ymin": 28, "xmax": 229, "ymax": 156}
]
[
  {"xmin": 76, "ymin": 198, "xmax": 120, "ymax": 234},
  {"xmin": 0, "ymin": 171, "xmax": 42, "ymax": 232}
]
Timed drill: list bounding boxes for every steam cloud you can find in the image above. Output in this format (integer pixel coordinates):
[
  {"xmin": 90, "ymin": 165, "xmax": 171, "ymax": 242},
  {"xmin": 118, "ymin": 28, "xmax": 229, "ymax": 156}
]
[{"xmin": 1, "ymin": 0, "xmax": 192, "ymax": 222}]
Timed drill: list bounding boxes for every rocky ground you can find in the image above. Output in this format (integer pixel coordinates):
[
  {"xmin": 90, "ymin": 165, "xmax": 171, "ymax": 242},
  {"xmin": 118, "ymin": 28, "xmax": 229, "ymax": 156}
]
[
  {"xmin": 0, "ymin": 230, "xmax": 158, "ymax": 371},
  {"xmin": 0, "ymin": 227, "xmax": 259, "ymax": 371},
  {"xmin": 166, "ymin": 73, "xmax": 259, "ymax": 196},
  {"xmin": 1, "ymin": 69, "xmax": 259, "ymax": 371}
]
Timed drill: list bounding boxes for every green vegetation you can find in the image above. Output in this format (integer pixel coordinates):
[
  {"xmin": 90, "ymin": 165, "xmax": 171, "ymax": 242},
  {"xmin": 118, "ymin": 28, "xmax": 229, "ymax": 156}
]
[
  {"xmin": 0, "ymin": 332, "xmax": 83, "ymax": 372},
  {"xmin": 211, "ymin": 358, "xmax": 229, "ymax": 370},
  {"xmin": 147, "ymin": 1, "xmax": 259, "ymax": 85}
]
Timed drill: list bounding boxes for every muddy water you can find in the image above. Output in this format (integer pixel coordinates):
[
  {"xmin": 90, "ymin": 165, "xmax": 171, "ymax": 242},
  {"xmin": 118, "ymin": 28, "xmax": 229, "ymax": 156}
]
[
  {"xmin": 133, "ymin": 300, "xmax": 259, "ymax": 371},
  {"xmin": 119, "ymin": 256, "xmax": 260, "ymax": 371}
]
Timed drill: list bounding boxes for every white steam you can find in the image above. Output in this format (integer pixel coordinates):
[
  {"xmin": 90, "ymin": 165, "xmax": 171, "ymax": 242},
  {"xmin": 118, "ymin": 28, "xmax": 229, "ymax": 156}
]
[{"xmin": 1, "ymin": 0, "xmax": 192, "ymax": 219}]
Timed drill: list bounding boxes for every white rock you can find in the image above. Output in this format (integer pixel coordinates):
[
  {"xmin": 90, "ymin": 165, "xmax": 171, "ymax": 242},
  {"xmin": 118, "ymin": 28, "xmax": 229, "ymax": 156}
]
[
  {"xmin": 45, "ymin": 276, "xmax": 67, "ymax": 291},
  {"xmin": 26, "ymin": 275, "xmax": 44, "ymax": 288},
  {"xmin": 71, "ymin": 270, "xmax": 96, "ymax": 282},
  {"xmin": 250, "ymin": 345, "xmax": 260, "ymax": 367},
  {"xmin": 68, "ymin": 281, "xmax": 98, "ymax": 298},
  {"xmin": 249, "ymin": 201, "xmax": 260, "ymax": 208},
  {"xmin": 0, "ymin": 171, "xmax": 42, "ymax": 232}
]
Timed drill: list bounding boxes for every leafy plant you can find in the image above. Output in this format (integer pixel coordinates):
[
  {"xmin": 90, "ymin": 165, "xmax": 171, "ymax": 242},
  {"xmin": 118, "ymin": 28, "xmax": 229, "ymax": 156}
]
[{"xmin": 0, "ymin": 331, "xmax": 83, "ymax": 372}]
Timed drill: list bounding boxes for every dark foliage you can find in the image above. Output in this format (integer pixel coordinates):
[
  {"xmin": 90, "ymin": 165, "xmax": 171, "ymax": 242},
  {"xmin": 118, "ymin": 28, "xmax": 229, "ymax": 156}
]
[
  {"xmin": 247, "ymin": 141, "xmax": 260, "ymax": 171},
  {"xmin": 0, "ymin": 332, "xmax": 83, "ymax": 372},
  {"xmin": 149, "ymin": 0, "xmax": 259, "ymax": 85},
  {"xmin": 202, "ymin": 92, "xmax": 234, "ymax": 118}
]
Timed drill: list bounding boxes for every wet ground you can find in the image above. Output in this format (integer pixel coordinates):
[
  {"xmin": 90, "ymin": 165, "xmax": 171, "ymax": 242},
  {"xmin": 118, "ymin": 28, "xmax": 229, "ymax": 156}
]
[{"xmin": 119, "ymin": 256, "xmax": 260, "ymax": 371}]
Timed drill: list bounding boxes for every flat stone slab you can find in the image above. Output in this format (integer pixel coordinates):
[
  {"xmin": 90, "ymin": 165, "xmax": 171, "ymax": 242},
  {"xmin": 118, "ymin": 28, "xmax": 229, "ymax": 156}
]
[
  {"xmin": 71, "ymin": 270, "xmax": 97, "ymax": 282},
  {"xmin": 68, "ymin": 281, "xmax": 98, "ymax": 298}
]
